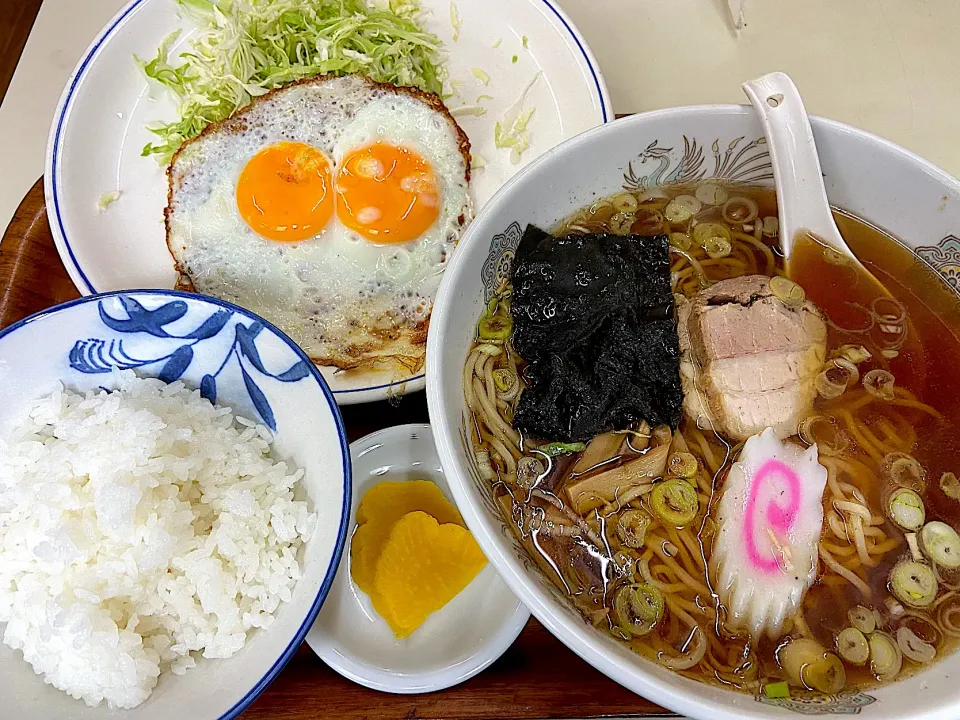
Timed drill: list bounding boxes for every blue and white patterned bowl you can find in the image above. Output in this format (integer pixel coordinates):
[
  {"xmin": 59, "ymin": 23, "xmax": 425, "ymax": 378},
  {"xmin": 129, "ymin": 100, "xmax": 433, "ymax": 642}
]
[{"xmin": 0, "ymin": 290, "xmax": 350, "ymax": 719}]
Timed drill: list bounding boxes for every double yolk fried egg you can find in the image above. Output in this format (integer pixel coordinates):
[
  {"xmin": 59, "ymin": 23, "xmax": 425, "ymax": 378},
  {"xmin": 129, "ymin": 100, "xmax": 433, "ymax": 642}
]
[{"xmin": 165, "ymin": 75, "xmax": 472, "ymax": 371}]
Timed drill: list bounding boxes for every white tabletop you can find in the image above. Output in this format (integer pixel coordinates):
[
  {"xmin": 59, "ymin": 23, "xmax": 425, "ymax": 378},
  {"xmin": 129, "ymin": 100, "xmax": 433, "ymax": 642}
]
[{"xmin": 2, "ymin": 0, "xmax": 960, "ymax": 237}]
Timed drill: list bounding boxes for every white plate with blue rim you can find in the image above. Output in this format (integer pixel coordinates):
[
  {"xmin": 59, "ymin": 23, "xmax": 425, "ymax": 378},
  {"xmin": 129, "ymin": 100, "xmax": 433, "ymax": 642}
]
[
  {"xmin": 43, "ymin": 0, "xmax": 612, "ymax": 405},
  {"xmin": 305, "ymin": 423, "xmax": 530, "ymax": 693},
  {"xmin": 0, "ymin": 289, "xmax": 351, "ymax": 719}
]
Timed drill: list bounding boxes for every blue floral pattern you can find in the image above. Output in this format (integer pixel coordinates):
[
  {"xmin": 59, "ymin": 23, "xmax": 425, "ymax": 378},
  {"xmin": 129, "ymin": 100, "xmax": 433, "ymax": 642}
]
[
  {"xmin": 481, "ymin": 221, "xmax": 523, "ymax": 302},
  {"xmin": 69, "ymin": 296, "xmax": 311, "ymax": 431},
  {"xmin": 917, "ymin": 234, "xmax": 960, "ymax": 290}
]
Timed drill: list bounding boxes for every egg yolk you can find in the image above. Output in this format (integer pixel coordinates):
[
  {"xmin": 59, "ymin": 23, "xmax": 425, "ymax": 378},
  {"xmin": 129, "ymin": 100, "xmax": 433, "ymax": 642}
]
[
  {"xmin": 236, "ymin": 141, "xmax": 334, "ymax": 242},
  {"xmin": 336, "ymin": 143, "xmax": 441, "ymax": 244}
]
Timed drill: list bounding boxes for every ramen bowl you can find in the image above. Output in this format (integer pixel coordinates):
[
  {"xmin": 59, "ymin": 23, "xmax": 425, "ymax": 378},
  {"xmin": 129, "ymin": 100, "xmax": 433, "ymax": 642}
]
[{"xmin": 426, "ymin": 106, "xmax": 960, "ymax": 719}]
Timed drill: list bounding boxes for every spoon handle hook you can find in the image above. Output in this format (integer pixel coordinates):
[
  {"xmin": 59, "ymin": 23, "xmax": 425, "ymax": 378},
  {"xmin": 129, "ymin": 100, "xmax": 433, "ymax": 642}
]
[{"xmin": 743, "ymin": 72, "xmax": 839, "ymax": 258}]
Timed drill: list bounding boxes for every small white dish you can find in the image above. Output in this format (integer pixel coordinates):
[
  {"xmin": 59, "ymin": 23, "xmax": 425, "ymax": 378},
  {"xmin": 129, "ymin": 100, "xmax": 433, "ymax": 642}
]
[
  {"xmin": 305, "ymin": 423, "xmax": 529, "ymax": 693},
  {"xmin": 44, "ymin": 0, "xmax": 611, "ymax": 405}
]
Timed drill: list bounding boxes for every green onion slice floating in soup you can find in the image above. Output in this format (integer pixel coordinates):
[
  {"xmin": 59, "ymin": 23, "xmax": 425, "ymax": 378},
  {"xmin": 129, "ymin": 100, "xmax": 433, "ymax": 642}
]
[
  {"xmin": 492, "ymin": 368, "xmax": 517, "ymax": 394},
  {"xmin": 920, "ymin": 521, "xmax": 960, "ymax": 569},
  {"xmin": 763, "ymin": 681, "xmax": 791, "ymax": 699},
  {"xmin": 777, "ymin": 638, "xmax": 846, "ymax": 694},
  {"xmin": 651, "ymin": 478, "xmax": 699, "ymax": 527},
  {"xmin": 864, "ymin": 369, "xmax": 896, "ymax": 401},
  {"xmin": 890, "ymin": 560, "xmax": 938, "ymax": 607},
  {"xmin": 616, "ymin": 509, "xmax": 651, "ymax": 549},
  {"xmin": 668, "ymin": 452, "xmax": 698, "ymax": 480},
  {"xmin": 692, "ymin": 222, "xmax": 731, "ymax": 247},
  {"xmin": 664, "ymin": 195, "xmax": 701, "ymax": 224},
  {"xmin": 941, "ymin": 472, "xmax": 960, "ymax": 501},
  {"xmin": 869, "ymin": 632, "xmax": 903, "ymax": 680},
  {"xmin": 669, "ymin": 232, "xmax": 693, "ymax": 252},
  {"xmin": 848, "ymin": 605, "xmax": 878, "ymax": 634},
  {"xmin": 836, "ymin": 627, "xmax": 870, "ymax": 665},
  {"xmin": 612, "ymin": 583, "xmax": 664, "ymax": 637},
  {"xmin": 896, "ymin": 626, "xmax": 937, "ymax": 663},
  {"xmin": 478, "ymin": 295, "xmax": 513, "ymax": 341},
  {"xmin": 887, "ymin": 488, "xmax": 926, "ymax": 531},
  {"xmin": 883, "ymin": 453, "xmax": 926, "ymax": 492},
  {"xmin": 721, "ymin": 196, "xmax": 759, "ymax": 224},
  {"xmin": 516, "ymin": 456, "xmax": 546, "ymax": 490},
  {"xmin": 769, "ymin": 275, "xmax": 806, "ymax": 309}
]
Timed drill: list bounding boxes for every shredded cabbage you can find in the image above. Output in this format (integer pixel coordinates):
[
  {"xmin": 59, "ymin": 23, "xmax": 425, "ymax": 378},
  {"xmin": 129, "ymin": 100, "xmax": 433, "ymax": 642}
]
[
  {"xmin": 495, "ymin": 71, "xmax": 540, "ymax": 164},
  {"xmin": 137, "ymin": 0, "xmax": 446, "ymax": 163}
]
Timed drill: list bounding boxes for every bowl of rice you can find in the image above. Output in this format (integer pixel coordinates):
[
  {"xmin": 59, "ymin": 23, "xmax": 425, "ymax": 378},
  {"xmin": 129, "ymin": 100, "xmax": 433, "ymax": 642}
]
[{"xmin": 0, "ymin": 290, "xmax": 350, "ymax": 718}]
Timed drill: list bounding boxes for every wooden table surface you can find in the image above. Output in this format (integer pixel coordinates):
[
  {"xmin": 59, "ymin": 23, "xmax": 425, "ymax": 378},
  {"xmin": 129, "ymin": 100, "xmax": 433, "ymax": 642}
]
[{"xmin": 0, "ymin": 187, "xmax": 674, "ymax": 720}]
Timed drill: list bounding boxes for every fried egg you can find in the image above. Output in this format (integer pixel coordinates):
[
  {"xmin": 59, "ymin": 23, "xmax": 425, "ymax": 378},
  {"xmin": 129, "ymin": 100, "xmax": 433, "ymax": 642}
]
[{"xmin": 165, "ymin": 75, "xmax": 472, "ymax": 371}]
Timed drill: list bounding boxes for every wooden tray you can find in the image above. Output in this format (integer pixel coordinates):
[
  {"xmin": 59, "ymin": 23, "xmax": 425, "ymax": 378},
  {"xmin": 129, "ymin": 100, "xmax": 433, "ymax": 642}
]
[{"xmin": 0, "ymin": 178, "xmax": 673, "ymax": 719}]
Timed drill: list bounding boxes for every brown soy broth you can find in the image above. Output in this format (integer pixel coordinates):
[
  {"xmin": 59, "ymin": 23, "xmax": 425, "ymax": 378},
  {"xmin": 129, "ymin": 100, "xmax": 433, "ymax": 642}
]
[{"xmin": 833, "ymin": 214, "xmax": 960, "ymax": 529}]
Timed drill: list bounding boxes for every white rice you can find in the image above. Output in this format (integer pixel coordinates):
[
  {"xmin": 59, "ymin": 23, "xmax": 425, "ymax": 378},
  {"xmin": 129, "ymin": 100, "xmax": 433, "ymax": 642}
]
[{"xmin": 0, "ymin": 371, "xmax": 317, "ymax": 709}]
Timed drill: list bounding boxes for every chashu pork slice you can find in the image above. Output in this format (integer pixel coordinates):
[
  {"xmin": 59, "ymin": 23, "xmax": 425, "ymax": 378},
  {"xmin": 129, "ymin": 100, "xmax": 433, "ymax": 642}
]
[{"xmin": 677, "ymin": 275, "xmax": 827, "ymax": 441}]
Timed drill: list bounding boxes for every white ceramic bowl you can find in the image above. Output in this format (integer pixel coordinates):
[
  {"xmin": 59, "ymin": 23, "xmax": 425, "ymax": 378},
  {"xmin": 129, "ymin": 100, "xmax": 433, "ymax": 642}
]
[
  {"xmin": 306, "ymin": 424, "xmax": 529, "ymax": 693},
  {"xmin": 426, "ymin": 106, "xmax": 960, "ymax": 720},
  {"xmin": 0, "ymin": 290, "xmax": 350, "ymax": 719}
]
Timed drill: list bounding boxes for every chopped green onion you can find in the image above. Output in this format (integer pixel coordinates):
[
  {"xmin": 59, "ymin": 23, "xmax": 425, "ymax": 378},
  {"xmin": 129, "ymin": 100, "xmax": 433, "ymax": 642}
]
[
  {"xmin": 837, "ymin": 627, "xmax": 869, "ymax": 665},
  {"xmin": 669, "ymin": 233, "xmax": 693, "ymax": 251},
  {"xmin": 777, "ymin": 638, "xmax": 845, "ymax": 693},
  {"xmin": 896, "ymin": 625, "xmax": 936, "ymax": 663},
  {"xmin": 888, "ymin": 488, "xmax": 925, "ymax": 531},
  {"xmin": 492, "ymin": 38, "xmax": 502, "ymax": 48},
  {"xmin": 703, "ymin": 236, "xmax": 732, "ymax": 260},
  {"xmin": 612, "ymin": 583, "xmax": 664, "ymax": 637},
  {"xmin": 884, "ymin": 453, "xmax": 926, "ymax": 491},
  {"xmin": 864, "ymin": 369, "xmax": 896, "ymax": 401},
  {"xmin": 694, "ymin": 181, "xmax": 728, "ymax": 206},
  {"xmin": 890, "ymin": 560, "xmax": 937, "ymax": 607},
  {"xmin": 664, "ymin": 195, "xmax": 701, "ymax": 223},
  {"xmin": 770, "ymin": 275, "xmax": 806, "ymax": 309},
  {"xmin": 941, "ymin": 472, "xmax": 960, "ymax": 500},
  {"xmin": 492, "ymin": 368, "xmax": 517, "ymax": 394},
  {"xmin": 848, "ymin": 606, "xmax": 877, "ymax": 634},
  {"xmin": 522, "ymin": 35, "xmax": 529, "ymax": 48},
  {"xmin": 869, "ymin": 632, "xmax": 902, "ymax": 680},
  {"xmin": 516, "ymin": 456, "xmax": 545, "ymax": 490},
  {"xmin": 838, "ymin": 344, "xmax": 872, "ymax": 365},
  {"xmin": 721, "ymin": 196, "xmax": 759, "ymax": 224},
  {"xmin": 668, "ymin": 452, "xmax": 698, "ymax": 480},
  {"xmin": 512, "ymin": 55, "xmax": 518, "ymax": 63},
  {"xmin": 538, "ymin": 441, "xmax": 586, "ymax": 457},
  {"xmin": 478, "ymin": 294, "xmax": 512, "ymax": 341},
  {"xmin": 651, "ymin": 479, "xmax": 698, "ymax": 527},
  {"xmin": 920, "ymin": 521, "xmax": 960, "ymax": 569},
  {"xmin": 764, "ymin": 681, "xmax": 790, "ymax": 699},
  {"xmin": 616, "ymin": 509, "xmax": 650, "ymax": 549}
]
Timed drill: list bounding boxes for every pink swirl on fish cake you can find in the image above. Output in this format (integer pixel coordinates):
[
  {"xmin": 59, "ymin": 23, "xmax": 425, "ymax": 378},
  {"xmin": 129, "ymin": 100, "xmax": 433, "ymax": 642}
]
[{"xmin": 743, "ymin": 458, "xmax": 801, "ymax": 573}]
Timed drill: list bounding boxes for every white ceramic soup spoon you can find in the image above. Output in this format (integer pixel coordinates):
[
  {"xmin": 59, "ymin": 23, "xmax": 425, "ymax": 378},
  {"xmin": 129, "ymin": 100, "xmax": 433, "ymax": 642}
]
[
  {"xmin": 742, "ymin": 71, "xmax": 898, "ymax": 297},
  {"xmin": 741, "ymin": 72, "xmax": 859, "ymax": 264}
]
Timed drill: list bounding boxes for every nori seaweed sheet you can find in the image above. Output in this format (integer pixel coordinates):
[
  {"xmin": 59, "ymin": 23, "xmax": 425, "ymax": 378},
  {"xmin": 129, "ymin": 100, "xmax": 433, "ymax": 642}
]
[{"xmin": 511, "ymin": 224, "xmax": 682, "ymax": 442}]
